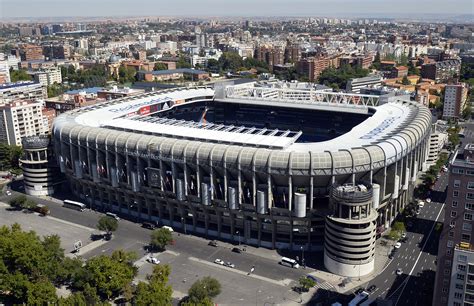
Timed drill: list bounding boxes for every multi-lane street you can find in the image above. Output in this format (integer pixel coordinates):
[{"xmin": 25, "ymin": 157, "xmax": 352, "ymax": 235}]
[{"xmin": 355, "ymin": 170, "xmax": 447, "ymax": 306}]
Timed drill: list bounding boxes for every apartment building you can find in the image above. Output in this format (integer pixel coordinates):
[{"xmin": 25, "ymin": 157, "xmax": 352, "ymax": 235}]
[
  {"xmin": 443, "ymin": 83, "xmax": 469, "ymax": 119},
  {"xmin": 346, "ymin": 75, "xmax": 383, "ymax": 93},
  {"xmin": 421, "ymin": 59, "xmax": 461, "ymax": 83},
  {"xmin": 31, "ymin": 68, "xmax": 63, "ymax": 87},
  {"xmin": 11, "ymin": 44, "xmax": 44, "ymax": 61},
  {"xmin": 434, "ymin": 143, "xmax": 474, "ymax": 306},
  {"xmin": 0, "ymin": 82, "xmax": 46, "ymax": 104},
  {"xmin": 0, "ymin": 59, "xmax": 10, "ymax": 84},
  {"xmin": 0, "ymin": 100, "xmax": 48, "ymax": 146},
  {"xmin": 296, "ymin": 56, "xmax": 330, "ymax": 82},
  {"xmin": 427, "ymin": 123, "xmax": 449, "ymax": 167}
]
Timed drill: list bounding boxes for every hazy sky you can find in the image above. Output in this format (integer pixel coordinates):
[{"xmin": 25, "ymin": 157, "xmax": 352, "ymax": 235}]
[{"xmin": 0, "ymin": 0, "xmax": 473, "ymax": 18}]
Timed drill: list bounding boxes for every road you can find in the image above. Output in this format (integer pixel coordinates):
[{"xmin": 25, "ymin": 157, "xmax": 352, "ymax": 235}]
[{"xmin": 356, "ymin": 169, "xmax": 447, "ymax": 306}]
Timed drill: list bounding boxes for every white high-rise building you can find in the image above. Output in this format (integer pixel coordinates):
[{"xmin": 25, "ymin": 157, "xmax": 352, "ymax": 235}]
[
  {"xmin": 0, "ymin": 100, "xmax": 48, "ymax": 146},
  {"xmin": 0, "ymin": 59, "xmax": 11, "ymax": 84}
]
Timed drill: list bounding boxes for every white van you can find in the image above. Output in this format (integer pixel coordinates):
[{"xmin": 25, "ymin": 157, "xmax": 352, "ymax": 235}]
[
  {"xmin": 106, "ymin": 212, "xmax": 120, "ymax": 220},
  {"xmin": 280, "ymin": 257, "xmax": 300, "ymax": 269},
  {"xmin": 418, "ymin": 201, "xmax": 424, "ymax": 208}
]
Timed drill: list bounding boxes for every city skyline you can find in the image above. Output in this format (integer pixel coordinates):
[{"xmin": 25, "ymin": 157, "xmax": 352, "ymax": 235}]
[{"xmin": 0, "ymin": 0, "xmax": 473, "ymax": 19}]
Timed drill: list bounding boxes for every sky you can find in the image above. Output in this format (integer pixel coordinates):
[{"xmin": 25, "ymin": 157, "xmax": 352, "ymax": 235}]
[{"xmin": 0, "ymin": 0, "xmax": 472, "ymax": 18}]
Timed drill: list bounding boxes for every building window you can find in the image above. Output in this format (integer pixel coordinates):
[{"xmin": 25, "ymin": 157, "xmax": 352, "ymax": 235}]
[
  {"xmin": 462, "ymin": 233, "xmax": 471, "ymax": 242},
  {"xmin": 454, "ymin": 180, "xmax": 461, "ymax": 187},
  {"xmin": 446, "ymin": 259, "xmax": 452, "ymax": 266},
  {"xmin": 458, "ymin": 255, "xmax": 468, "ymax": 263},
  {"xmin": 455, "ymin": 283, "xmax": 463, "ymax": 290},
  {"xmin": 459, "ymin": 264, "xmax": 467, "ymax": 272},
  {"xmin": 449, "ymin": 231, "xmax": 455, "ymax": 237},
  {"xmin": 469, "ymin": 265, "xmax": 474, "ymax": 274},
  {"xmin": 466, "ymin": 203, "xmax": 474, "ymax": 210},
  {"xmin": 468, "ymin": 193, "xmax": 474, "ymax": 200},
  {"xmin": 465, "ymin": 213, "xmax": 473, "ymax": 221},
  {"xmin": 454, "ymin": 190, "xmax": 459, "ymax": 197},
  {"xmin": 457, "ymin": 273, "xmax": 465, "ymax": 280},
  {"xmin": 452, "ymin": 302, "xmax": 461, "ymax": 306},
  {"xmin": 445, "ymin": 268, "xmax": 451, "ymax": 275},
  {"xmin": 468, "ymin": 182, "xmax": 474, "ymax": 189},
  {"xmin": 454, "ymin": 292, "xmax": 463, "ymax": 299},
  {"xmin": 467, "ymin": 170, "xmax": 474, "ymax": 176},
  {"xmin": 453, "ymin": 168, "xmax": 465, "ymax": 174},
  {"xmin": 447, "ymin": 249, "xmax": 452, "ymax": 255},
  {"xmin": 453, "ymin": 201, "xmax": 458, "ymax": 207},
  {"xmin": 451, "ymin": 220, "xmax": 456, "ymax": 227},
  {"xmin": 448, "ymin": 240, "xmax": 454, "ymax": 247},
  {"xmin": 451, "ymin": 211, "xmax": 458, "ymax": 217},
  {"xmin": 442, "ymin": 287, "xmax": 448, "ymax": 293}
]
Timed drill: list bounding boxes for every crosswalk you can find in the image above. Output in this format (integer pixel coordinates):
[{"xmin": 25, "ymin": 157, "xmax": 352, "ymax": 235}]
[{"xmin": 315, "ymin": 280, "xmax": 335, "ymax": 291}]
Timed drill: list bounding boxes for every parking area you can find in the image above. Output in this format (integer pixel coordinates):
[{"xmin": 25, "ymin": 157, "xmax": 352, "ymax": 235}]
[
  {"xmin": 135, "ymin": 250, "xmax": 302, "ymax": 305},
  {"xmin": 0, "ymin": 202, "xmax": 95, "ymax": 253}
]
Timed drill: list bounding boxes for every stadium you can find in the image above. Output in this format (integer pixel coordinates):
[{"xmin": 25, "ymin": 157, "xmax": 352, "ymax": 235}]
[{"xmin": 52, "ymin": 83, "xmax": 432, "ymax": 276}]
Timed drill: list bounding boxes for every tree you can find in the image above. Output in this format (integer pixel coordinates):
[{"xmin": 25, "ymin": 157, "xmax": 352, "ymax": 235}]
[
  {"xmin": 0, "ymin": 143, "xmax": 23, "ymax": 172},
  {"xmin": 97, "ymin": 216, "xmax": 118, "ymax": 236},
  {"xmin": 463, "ymin": 103, "xmax": 472, "ymax": 120},
  {"xmin": 408, "ymin": 61, "xmax": 420, "ymax": 75},
  {"xmin": 150, "ymin": 228, "xmax": 173, "ymax": 251},
  {"xmin": 186, "ymin": 276, "xmax": 221, "ymax": 304},
  {"xmin": 177, "ymin": 56, "xmax": 192, "ymax": 69},
  {"xmin": 298, "ymin": 276, "xmax": 316, "ymax": 291},
  {"xmin": 82, "ymin": 250, "xmax": 137, "ymax": 299},
  {"xmin": 10, "ymin": 68, "xmax": 31, "ymax": 82},
  {"xmin": 218, "ymin": 52, "xmax": 244, "ymax": 72},
  {"xmin": 26, "ymin": 279, "xmax": 58, "ymax": 304},
  {"xmin": 207, "ymin": 58, "xmax": 220, "ymax": 73},
  {"xmin": 8, "ymin": 194, "xmax": 27, "ymax": 209},
  {"xmin": 133, "ymin": 265, "xmax": 173, "ymax": 305},
  {"xmin": 154, "ymin": 62, "xmax": 168, "ymax": 71},
  {"xmin": 401, "ymin": 75, "xmax": 410, "ymax": 85},
  {"xmin": 118, "ymin": 66, "xmax": 136, "ymax": 83}
]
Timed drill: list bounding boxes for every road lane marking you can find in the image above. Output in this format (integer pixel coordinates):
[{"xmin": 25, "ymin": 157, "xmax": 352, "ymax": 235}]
[
  {"xmin": 394, "ymin": 202, "xmax": 444, "ymax": 306},
  {"xmin": 188, "ymin": 256, "xmax": 288, "ymax": 287}
]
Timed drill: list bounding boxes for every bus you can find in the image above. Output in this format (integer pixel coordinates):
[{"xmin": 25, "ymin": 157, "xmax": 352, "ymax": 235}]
[
  {"xmin": 63, "ymin": 200, "xmax": 86, "ymax": 211},
  {"xmin": 280, "ymin": 257, "xmax": 300, "ymax": 269},
  {"xmin": 348, "ymin": 291, "xmax": 369, "ymax": 306}
]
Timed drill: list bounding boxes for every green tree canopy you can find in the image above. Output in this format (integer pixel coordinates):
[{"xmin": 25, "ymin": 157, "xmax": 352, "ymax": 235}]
[
  {"xmin": 10, "ymin": 68, "xmax": 31, "ymax": 82},
  {"xmin": 318, "ymin": 65, "xmax": 369, "ymax": 89},
  {"xmin": 401, "ymin": 75, "xmax": 410, "ymax": 85},
  {"xmin": 186, "ymin": 276, "xmax": 221, "ymax": 304},
  {"xmin": 150, "ymin": 228, "xmax": 173, "ymax": 251},
  {"xmin": 133, "ymin": 264, "xmax": 173, "ymax": 305},
  {"xmin": 118, "ymin": 66, "xmax": 137, "ymax": 83},
  {"xmin": 299, "ymin": 276, "xmax": 316, "ymax": 291},
  {"xmin": 82, "ymin": 250, "xmax": 137, "ymax": 299},
  {"xmin": 218, "ymin": 52, "xmax": 244, "ymax": 72},
  {"xmin": 154, "ymin": 62, "xmax": 168, "ymax": 70},
  {"xmin": 177, "ymin": 56, "xmax": 192, "ymax": 69},
  {"xmin": 97, "ymin": 216, "xmax": 118, "ymax": 235}
]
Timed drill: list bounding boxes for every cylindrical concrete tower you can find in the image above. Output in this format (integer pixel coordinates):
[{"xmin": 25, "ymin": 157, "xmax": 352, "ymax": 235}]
[
  {"xmin": 324, "ymin": 183, "xmax": 378, "ymax": 277},
  {"xmin": 20, "ymin": 136, "xmax": 61, "ymax": 196}
]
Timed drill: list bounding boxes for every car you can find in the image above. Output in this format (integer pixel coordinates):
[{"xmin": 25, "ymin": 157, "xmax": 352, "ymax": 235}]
[
  {"xmin": 224, "ymin": 262, "xmax": 235, "ymax": 268},
  {"xmin": 6, "ymin": 191, "xmax": 11, "ymax": 196},
  {"xmin": 142, "ymin": 222, "xmax": 156, "ymax": 230},
  {"xmin": 394, "ymin": 242, "xmax": 402, "ymax": 249},
  {"xmin": 396, "ymin": 268, "xmax": 403, "ymax": 275},
  {"xmin": 208, "ymin": 240, "xmax": 218, "ymax": 247},
  {"xmin": 367, "ymin": 285, "xmax": 377, "ymax": 293},
  {"xmin": 105, "ymin": 212, "xmax": 120, "ymax": 220},
  {"xmin": 425, "ymin": 198, "xmax": 431, "ymax": 203},
  {"xmin": 401, "ymin": 233, "xmax": 407, "ymax": 239},
  {"xmin": 232, "ymin": 247, "xmax": 242, "ymax": 253},
  {"xmin": 146, "ymin": 256, "xmax": 160, "ymax": 265},
  {"xmin": 418, "ymin": 201, "xmax": 425, "ymax": 208},
  {"xmin": 161, "ymin": 226, "xmax": 174, "ymax": 232},
  {"xmin": 388, "ymin": 253, "xmax": 394, "ymax": 259},
  {"xmin": 214, "ymin": 258, "xmax": 224, "ymax": 265},
  {"xmin": 354, "ymin": 287, "xmax": 364, "ymax": 295}
]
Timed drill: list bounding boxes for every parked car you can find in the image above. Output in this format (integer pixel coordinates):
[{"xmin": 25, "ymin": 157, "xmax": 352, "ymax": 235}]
[
  {"xmin": 161, "ymin": 226, "xmax": 174, "ymax": 232},
  {"xmin": 232, "ymin": 247, "xmax": 242, "ymax": 254},
  {"xmin": 5, "ymin": 190, "xmax": 11, "ymax": 196},
  {"xmin": 367, "ymin": 285, "xmax": 377, "ymax": 293},
  {"xmin": 425, "ymin": 198, "xmax": 431, "ymax": 203},
  {"xmin": 401, "ymin": 233, "xmax": 407, "ymax": 239},
  {"xmin": 224, "ymin": 262, "xmax": 235, "ymax": 268},
  {"xmin": 105, "ymin": 212, "xmax": 120, "ymax": 220},
  {"xmin": 142, "ymin": 222, "xmax": 156, "ymax": 230},
  {"xmin": 214, "ymin": 258, "xmax": 224, "ymax": 265},
  {"xmin": 146, "ymin": 256, "xmax": 160, "ymax": 265},
  {"xmin": 355, "ymin": 287, "xmax": 364, "ymax": 295},
  {"xmin": 394, "ymin": 242, "xmax": 402, "ymax": 249},
  {"xmin": 418, "ymin": 201, "xmax": 425, "ymax": 208},
  {"xmin": 396, "ymin": 268, "xmax": 403, "ymax": 275},
  {"xmin": 208, "ymin": 240, "xmax": 218, "ymax": 247}
]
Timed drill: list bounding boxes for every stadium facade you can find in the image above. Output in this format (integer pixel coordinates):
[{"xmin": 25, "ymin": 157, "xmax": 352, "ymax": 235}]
[{"xmin": 52, "ymin": 83, "xmax": 432, "ymax": 276}]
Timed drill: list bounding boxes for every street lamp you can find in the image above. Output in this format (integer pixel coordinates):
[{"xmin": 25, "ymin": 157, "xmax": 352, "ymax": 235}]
[
  {"xmin": 182, "ymin": 217, "xmax": 187, "ymax": 235},
  {"xmin": 236, "ymin": 230, "xmax": 241, "ymax": 247},
  {"xmin": 300, "ymin": 246, "xmax": 305, "ymax": 268}
]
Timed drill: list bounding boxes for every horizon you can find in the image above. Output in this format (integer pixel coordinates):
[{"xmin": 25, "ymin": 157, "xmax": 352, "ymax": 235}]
[{"xmin": 1, "ymin": 0, "xmax": 473, "ymax": 20}]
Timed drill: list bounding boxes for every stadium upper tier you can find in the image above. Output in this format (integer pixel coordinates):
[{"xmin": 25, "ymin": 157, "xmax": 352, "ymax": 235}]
[{"xmin": 54, "ymin": 85, "xmax": 432, "ymax": 174}]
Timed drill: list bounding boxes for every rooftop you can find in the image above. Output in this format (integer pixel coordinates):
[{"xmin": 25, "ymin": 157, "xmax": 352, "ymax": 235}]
[{"xmin": 140, "ymin": 69, "xmax": 209, "ymax": 76}]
